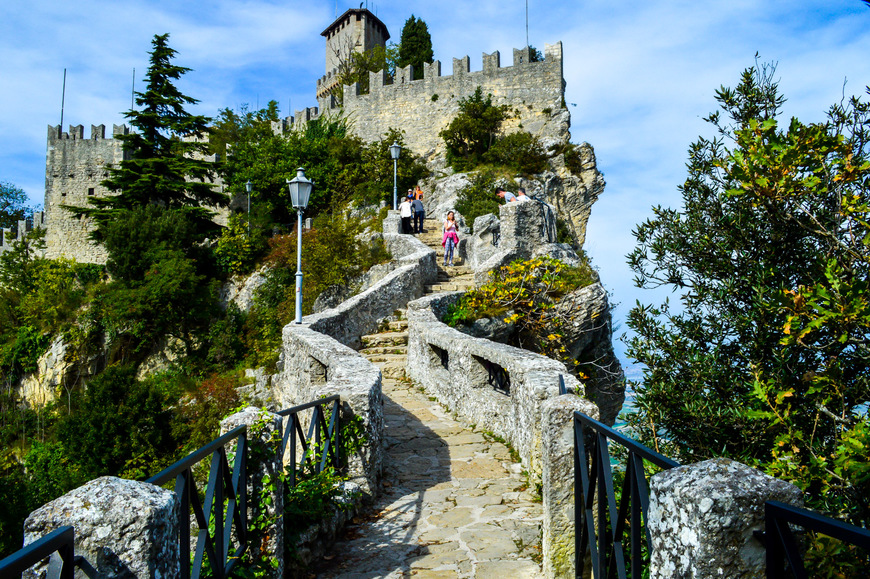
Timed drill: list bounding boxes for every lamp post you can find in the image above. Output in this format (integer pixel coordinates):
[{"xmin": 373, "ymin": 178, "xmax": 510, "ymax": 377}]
[
  {"xmin": 389, "ymin": 141, "xmax": 401, "ymax": 210},
  {"xmin": 286, "ymin": 168, "xmax": 314, "ymax": 325},
  {"xmin": 245, "ymin": 181, "xmax": 252, "ymax": 235}
]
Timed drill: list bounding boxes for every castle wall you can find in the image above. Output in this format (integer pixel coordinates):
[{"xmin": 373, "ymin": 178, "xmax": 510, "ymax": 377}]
[
  {"xmin": 43, "ymin": 124, "xmax": 126, "ymax": 263},
  {"xmin": 336, "ymin": 43, "xmax": 569, "ymax": 160}
]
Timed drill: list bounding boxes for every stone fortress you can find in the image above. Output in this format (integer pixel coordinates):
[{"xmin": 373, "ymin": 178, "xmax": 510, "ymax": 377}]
[{"xmin": 0, "ymin": 7, "xmax": 596, "ymax": 264}]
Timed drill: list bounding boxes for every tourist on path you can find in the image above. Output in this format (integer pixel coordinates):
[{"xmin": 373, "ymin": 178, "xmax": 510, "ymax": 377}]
[
  {"xmin": 414, "ymin": 185, "xmax": 424, "ymax": 200},
  {"xmin": 411, "ymin": 195, "xmax": 425, "ymax": 233},
  {"xmin": 442, "ymin": 211, "xmax": 459, "ymax": 266},
  {"xmin": 496, "ymin": 187, "xmax": 517, "ymax": 203},
  {"xmin": 399, "ymin": 194, "xmax": 413, "ymax": 234},
  {"xmin": 516, "ymin": 188, "xmax": 532, "ymax": 202}
]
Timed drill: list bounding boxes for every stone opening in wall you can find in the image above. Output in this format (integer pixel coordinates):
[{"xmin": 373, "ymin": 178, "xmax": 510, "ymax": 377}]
[
  {"xmin": 308, "ymin": 356, "xmax": 328, "ymax": 385},
  {"xmin": 428, "ymin": 343, "xmax": 449, "ymax": 370},
  {"xmin": 87, "ymin": 188, "xmax": 95, "ymax": 196},
  {"xmin": 472, "ymin": 355, "xmax": 511, "ymax": 396}
]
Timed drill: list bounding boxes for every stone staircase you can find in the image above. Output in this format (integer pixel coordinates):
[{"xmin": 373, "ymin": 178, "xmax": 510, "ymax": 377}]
[
  {"xmin": 360, "ymin": 318, "xmax": 409, "ymax": 381},
  {"xmin": 417, "ymin": 217, "xmax": 475, "ymax": 295}
]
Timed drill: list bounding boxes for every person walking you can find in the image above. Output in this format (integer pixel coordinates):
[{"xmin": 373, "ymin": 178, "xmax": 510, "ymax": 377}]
[
  {"xmin": 442, "ymin": 211, "xmax": 459, "ymax": 266},
  {"xmin": 495, "ymin": 187, "xmax": 517, "ymax": 203},
  {"xmin": 411, "ymin": 194, "xmax": 425, "ymax": 233},
  {"xmin": 399, "ymin": 194, "xmax": 413, "ymax": 234}
]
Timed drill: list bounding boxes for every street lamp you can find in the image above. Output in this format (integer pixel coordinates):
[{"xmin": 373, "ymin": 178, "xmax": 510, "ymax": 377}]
[
  {"xmin": 389, "ymin": 141, "xmax": 401, "ymax": 210},
  {"xmin": 245, "ymin": 181, "xmax": 252, "ymax": 235},
  {"xmin": 286, "ymin": 167, "xmax": 314, "ymax": 325}
]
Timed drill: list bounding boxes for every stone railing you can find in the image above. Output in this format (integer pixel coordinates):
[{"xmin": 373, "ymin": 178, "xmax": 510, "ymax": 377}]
[
  {"xmin": 270, "ymin": 324, "xmax": 383, "ymax": 498},
  {"xmin": 405, "ymin": 291, "xmax": 599, "ymax": 576},
  {"xmin": 303, "ymin": 231, "xmax": 437, "ymax": 349}
]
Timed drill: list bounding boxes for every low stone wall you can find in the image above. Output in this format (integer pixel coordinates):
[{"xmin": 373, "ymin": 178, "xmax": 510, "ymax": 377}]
[
  {"xmin": 406, "ymin": 292, "xmax": 590, "ymax": 484},
  {"xmin": 303, "ymin": 232, "xmax": 437, "ymax": 349},
  {"xmin": 271, "ymin": 325, "xmax": 383, "ymax": 499}
]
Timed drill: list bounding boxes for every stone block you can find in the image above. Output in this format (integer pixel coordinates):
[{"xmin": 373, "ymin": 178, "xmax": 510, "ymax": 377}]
[
  {"xmin": 541, "ymin": 395, "xmax": 599, "ymax": 579},
  {"xmin": 23, "ymin": 476, "xmax": 178, "ymax": 578},
  {"xmin": 648, "ymin": 458, "xmax": 803, "ymax": 578}
]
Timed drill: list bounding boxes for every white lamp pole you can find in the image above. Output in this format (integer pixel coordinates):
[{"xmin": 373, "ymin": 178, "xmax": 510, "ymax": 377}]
[
  {"xmin": 389, "ymin": 142, "xmax": 401, "ymax": 210},
  {"xmin": 245, "ymin": 181, "xmax": 252, "ymax": 235},
  {"xmin": 286, "ymin": 168, "xmax": 314, "ymax": 324}
]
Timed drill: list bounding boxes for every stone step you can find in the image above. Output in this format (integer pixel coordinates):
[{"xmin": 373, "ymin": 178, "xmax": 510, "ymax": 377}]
[
  {"xmin": 360, "ymin": 332, "xmax": 408, "ymax": 348},
  {"xmin": 363, "ymin": 353, "xmax": 408, "ymax": 364},
  {"xmin": 360, "ymin": 346, "xmax": 408, "ymax": 356},
  {"xmin": 381, "ymin": 364, "xmax": 408, "ymax": 380},
  {"xmin": 387, "ymin": 320, "xmax": 408, "ymax": 331},
  {"xmin": 425, "ymin": 282, "xmax": 474, "ymax": 293}
]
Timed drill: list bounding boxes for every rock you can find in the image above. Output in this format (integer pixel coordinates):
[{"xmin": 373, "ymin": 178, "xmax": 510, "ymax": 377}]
[
  {"xmin": 649, "ymin": 458, "xmax": 804, "ymax": 578},
  {"xmin": 238, "ymin": 368, "xmax": 275, "ymax": 410},
  {"xmin": 23, "ymin": 476, "xmax": 178, "ymax": 579},
  {"xmin": 219, "ymin": 266, "xmax": 269, "ymax": 312},
  {"xmin": 18, "ymin": 335, "xmax": 68, "ymax": 406},
  {"xmin": 456, "ymin": 314, "xmax": 516, "ymax": 343}
]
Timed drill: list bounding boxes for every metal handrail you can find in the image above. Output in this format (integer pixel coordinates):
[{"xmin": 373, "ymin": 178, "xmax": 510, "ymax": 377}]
[
  {"xmin": 0, "ymin": 526, "xmax": 76, "ymax": 579},
  {"xmin": 573, "ymin": 411, "xmax": 679, "ymax": 578},
  {"xmin": 146, "ymin": 425, "xmax": 248, "ymax": 579},
  {"xmin": 278, "ymin": 395, "xmax": 341, "ymax": 488},
  {"xmin": 765, "ymin": 500, "xmax": 870, "ymax": 578}
]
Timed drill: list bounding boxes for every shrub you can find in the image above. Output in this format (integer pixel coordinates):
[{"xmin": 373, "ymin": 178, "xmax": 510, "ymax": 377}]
[
  {"xmin": 454, "ymin": 171, "xmax": 515, "ymax": 232},
  {"xmin": 483, "ymin": 131, "xmax": 548, "ymax": 175}
]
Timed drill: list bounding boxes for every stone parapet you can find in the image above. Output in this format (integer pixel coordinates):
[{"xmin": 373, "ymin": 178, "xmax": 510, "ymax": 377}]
[
  {"xmin": 23, "ymin": 476, "xmax": 178, "ymax": 578},
  {"xmin": 648, "ymin": 458, "xmax": 804, "ymax": 578},
  {"xmin": 406, "ymin": 292, "xmax": 585, "ymax": 485},
  {"xmin": 271, "ymin": 326, "xmax": 383, "ymax": 498}
]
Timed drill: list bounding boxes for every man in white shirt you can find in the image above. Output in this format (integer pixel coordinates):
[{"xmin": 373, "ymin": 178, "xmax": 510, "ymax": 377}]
[{"xmin": 399, "ymin": 193, "xmax": 414, "ymax": 234}]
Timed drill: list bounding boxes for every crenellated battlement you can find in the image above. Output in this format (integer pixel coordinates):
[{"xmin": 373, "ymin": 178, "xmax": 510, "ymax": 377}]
[
  {"xmin": 47, "ymin": 124, "xmax": 130, "ymax": 142},
  {"xmin": 317, "ymin": 42, "xmax": 568, "ymax": 157},
  {"xmin": 0, "ymin": 212, "xmax": 46, "ymax": 255}
]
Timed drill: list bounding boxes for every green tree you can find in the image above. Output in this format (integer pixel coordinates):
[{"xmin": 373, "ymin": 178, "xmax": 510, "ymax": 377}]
[
  {"xmin": 440, "ymin": 87, "xmax": 511, "ymax": 171},
  {"xmin": 397, "ymin": 15, "xmax": 434, "ymax": 81},
  {"xmin": 0, "ymin": 181, "xmax": 30, "ymax": 229},
  {"xmin": 625, "ymin": 64, "xmax": 870, "ymax": 527},
  {"xmin": 72, "ymin": 33, "xmax": 227, "ymax": 240},
  {"xmin": 334, "ymin": 44, "xmax": 400, "ymax": 101}
]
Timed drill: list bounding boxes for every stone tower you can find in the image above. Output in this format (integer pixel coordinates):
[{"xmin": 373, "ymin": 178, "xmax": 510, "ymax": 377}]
[{"xmin": 318, "ymin": 8, "xmax": 390, "ymax": 100}]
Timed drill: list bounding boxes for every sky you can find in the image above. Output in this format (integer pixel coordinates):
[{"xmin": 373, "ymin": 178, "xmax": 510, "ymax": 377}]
[{"xmin": 2, "ymin": 0, "xmax": 869, "ymax": 378}]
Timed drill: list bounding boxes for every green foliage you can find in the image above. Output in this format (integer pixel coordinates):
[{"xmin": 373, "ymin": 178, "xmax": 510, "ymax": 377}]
[
  {"xmin": 58, "ymin": 364, "xmax": 181, "ymax": 479},
  {"xmin": 440, "ymin": 87, "xmax": 511, "ymax": 171},
  {"xmin": 483, "ymin": 131, "xmax": 548, "ymax": 175},
  {"xmin": 454, "ymin": 170, "xmax": 512, "ymax": 231},
  {"xmin": 0, "ymin": 181, "xmax": 30, "ymax": 229},
  {"xmin": 445, "ymin": 256, "xmax": 596, "ymax": 370},
  {"xmin": 70, "ymin": 33, "xmax": 227, "ymax": 241},
  {"xmin": 548, "ymin": 141, "xmax": 588, "ymax": 175},
  {"xmin": 214, "ymin": 213, "xmax": 267, "ymax": 275},
  {"xmin": 625, "ymin": 64, "xmax": 870, "ymax": 535},
  {"xmin": 334, "ymin": 44, "xmax": 401, "ymax": 100},
  {"xmin": 397, "ymin": 15, "xmax": 434, "ymax": 81},
  {"xmin": 206, "ymin": 304, "xmax": 247, "ymax": 370},
  {"xmin": 23, "ymin": 441, "xmax": 88, "ymax": 507}
]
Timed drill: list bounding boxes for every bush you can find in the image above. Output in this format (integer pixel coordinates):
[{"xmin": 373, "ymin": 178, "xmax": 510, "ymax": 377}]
[
  {"xmin": 214, "ymin": 213, "xmax": 267, "ymax": 275},
  {"xmin": 483, "ymin": 131, "xmax": 548, "ymax": 175},
  {"xmin": 441, "ymin": 87, "xmax": 511, "ymax": 171}
]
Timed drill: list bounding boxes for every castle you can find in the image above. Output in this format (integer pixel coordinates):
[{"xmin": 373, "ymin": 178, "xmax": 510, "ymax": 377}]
[{"xmin": 4, "ymin": 8, "xmax": 570, "ymax": 264}]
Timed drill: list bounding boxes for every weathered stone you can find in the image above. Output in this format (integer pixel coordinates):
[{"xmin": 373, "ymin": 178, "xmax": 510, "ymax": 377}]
[
  {"xmin": 23, "ymin": 476, "xmax": 178, "ymax": 578},
  {"xmin": 541, "ymin": 395, "xmax": 598, "ymax": 579},
  {"xmin": 18, "ymin": 335, "xmax": 68, "ymax": 406},
  {"xmin": 219, "ymin": 266, "xmax": 269, "ymax": 312},
  {"xmin": 648, "ymin": 458, "xmax": 804, "ymax": 578},
  {"xmin": 237, "ymin": 367, "xmax": 274, "ymax": 409}
]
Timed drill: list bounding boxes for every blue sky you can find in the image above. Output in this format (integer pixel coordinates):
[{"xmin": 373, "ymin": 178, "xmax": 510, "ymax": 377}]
[{"xmin": 2, "ymin": 1, "xmax": 869, "ymax": 376}]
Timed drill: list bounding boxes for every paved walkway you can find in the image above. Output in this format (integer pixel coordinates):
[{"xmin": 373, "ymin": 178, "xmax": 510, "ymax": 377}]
[{"xmin": 312, "ymin": 223, "xmax": 544, "ymax": 578}]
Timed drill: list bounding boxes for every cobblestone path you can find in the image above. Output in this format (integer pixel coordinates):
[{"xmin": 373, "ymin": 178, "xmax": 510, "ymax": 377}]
[{"xmin": 312, "ymin": 221, "xmax": 544, "ymax": 578}]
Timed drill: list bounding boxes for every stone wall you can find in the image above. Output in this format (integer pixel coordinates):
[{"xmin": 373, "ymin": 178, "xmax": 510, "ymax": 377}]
[
  {"xmin": 405, "ymin": 291, "xmax": 586, "ymax": 484},
  {"xmin": 0, "ymin": 212, "xmax": 45, "ymax": 255},
  {"xmin": 271, "ymin": 325, "xmax": 383, "ymax": 498},
  {"xmin": 303, "ymin": 232, "xmax": 437, "ymax": 349}
]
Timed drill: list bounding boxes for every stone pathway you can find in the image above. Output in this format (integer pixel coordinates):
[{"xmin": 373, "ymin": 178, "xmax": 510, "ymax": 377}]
[{"xmin": 312, "ymin": 225, "xmax": 544, "ymax": 578}]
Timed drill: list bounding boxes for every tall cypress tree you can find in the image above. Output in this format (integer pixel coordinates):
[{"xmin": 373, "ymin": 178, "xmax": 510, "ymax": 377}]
[
  {"xmin": 397, "ymin": 15, "xmax": 434, "ymax": 81},
  {"xmin": 72, "ymin": 33, "xmax": 227, "ymax": 241}
]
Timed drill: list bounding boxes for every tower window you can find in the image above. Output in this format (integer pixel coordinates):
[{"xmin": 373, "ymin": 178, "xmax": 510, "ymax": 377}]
[{"xmin": 87, "ymin": 187, "xmax": 95, "ymax": 196}]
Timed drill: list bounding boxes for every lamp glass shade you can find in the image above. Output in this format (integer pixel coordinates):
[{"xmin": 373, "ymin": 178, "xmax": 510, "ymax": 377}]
[
  {"xmin": 245, "ymin": 181, "xmax": 252, "ymax": 193},
  {"xmin": 389, "ymin": 142, "xmax": 401, "ymax": 160},
  {"xmin": 286, "ymin": 168, "xmax": 314, "ymax": 209}
]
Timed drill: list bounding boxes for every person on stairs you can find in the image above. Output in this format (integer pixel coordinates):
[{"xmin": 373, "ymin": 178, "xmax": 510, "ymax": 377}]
[
  {"xmin": 411, "ymin": 194, "xmax": 425, "ymax": 233},
  {"xmin": 399, "ymin": 193, "xmax": 413, "ymax": 234},
  {"xmin": 442, "ymin": 211, "xmax": 459, "ymax": 266}
]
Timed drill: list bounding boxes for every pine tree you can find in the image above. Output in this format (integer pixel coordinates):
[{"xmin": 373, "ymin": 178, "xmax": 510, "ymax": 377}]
[
  {"xmin": 72, "ymin": 33, "xmax": 227, "ymax": 241},
  {"xmin": 397, "ymin": 15, "xmax": 433, "ymax": 81}
]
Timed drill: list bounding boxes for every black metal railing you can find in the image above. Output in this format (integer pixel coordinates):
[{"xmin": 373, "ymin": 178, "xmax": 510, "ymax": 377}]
[
  {"xmin": 147, "ymin": 425, "xmax": 248, "ymax": 579},
  {"xmin": 278, "ymin": 395, "xmax": 341, "ymax": 487},
  {"xmin": 764, "ymin": 500, "xmax": 870, "ymax": 578},
  {"xmin": 574, "ymin": 411, "xmax": 679, "ymax": 578},
  {"xmin": 0, "ymin": 526, "xmax": 80, "ymax": 579}
]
